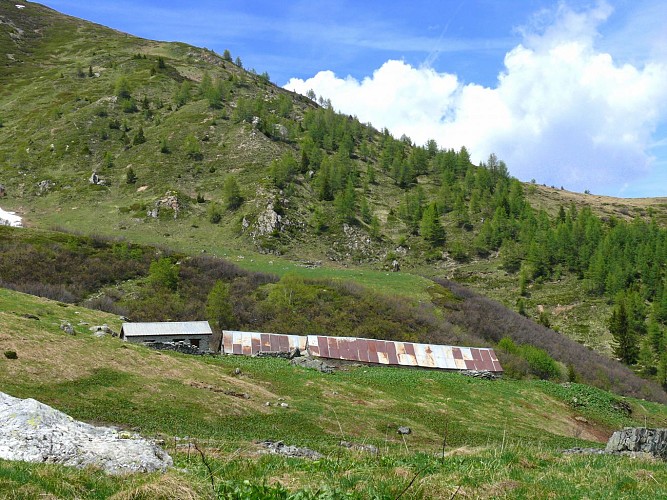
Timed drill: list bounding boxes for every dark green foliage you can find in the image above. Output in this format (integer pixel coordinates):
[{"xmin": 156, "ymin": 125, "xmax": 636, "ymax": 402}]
[
  {"xmin": 398, "ymin": 187, "xmax": 425, "ymax": 234},
  {"xmin": 0, "ymin": 229, "xmax": 150, "ymax": 304},
  {"xmin": 222, "ymin": 49, "xmax": 232, "ymax": 62},
  {"xmin": 173, "ymin": 80, "xmax": 191, "ymax": 107},
  {"xmin": 436, "ymin": 278, "xmax": 667, "ymax": 403},
  {"xmin": 270, "ymin": 152, "xmax": 297, "ymax": 189},
  {"xmin": 498, "ymin": 337, "xmax": 560, "ymax": 380},
  {"xmin": 315, "ymin": 157, "xmax": 333, "ymax": 201},
  {"xmin": 160, "ymin": 137, "xmax": 170, "ymax": 154},
  {"xmin": 125, "ymin": 167, "xmax": 137, "ymax": 184},
  {"xmin": 609, "ymin": 297, "xmax": 639, "ymax": 365},
  {"xmin": 311, "ymin": 207, "xmax": 328, "ymax": 234},
  {"xmin": 148, "ymin": 257, "xmax": 179, "ymax": 292},
  {"xmin": 120, "ymin": 98, "xmax": 138, "ymax": 113},
  {"xmin": 184, "ymin": 134, "xmax": 202, "ymax": 160},
  {"xmin": 4, "ymin": 350, "xmax": 17, "ymax": 359},
  {"xmin": 157, "ymin": 56, "xmax": 166, "ymax": 69},
  {"xmin": 334, "ymin": 176, "xmax": 356, "ymax": 223},
  {"xmin": 369, "ymin": 215, "xmax": 381, "ymax": 239},
  {"xmin": 200, "ymin": 72, "xmax": 228, "ymax": 109},
  {"xmin": 132, "ymin": 127, "xmax": 145, "ymax": 145},
  {"xmin": 360, "ymin": 196, "xmax": 372, "ymax": 224},
  {"xmin": 208, "ymin": 202, "xmax": 222, "ymax": 224},
  {"xmin": 99, "ymin": 151, "xmax": 113, "ymax": 169},
  {"xmin": 223, "ymin": 176, "xmax": 243, "ymax": 210},
  {"xmin": 114, "ymin": 76, "xmax": 131, "ymax": 100},
  {"xmin": 420, "ymin": 202, "xmax": 445, "ymax": 246},
  {"xmin": 206, "ymin": 280, "xmax": 235, "ymax": 332}
]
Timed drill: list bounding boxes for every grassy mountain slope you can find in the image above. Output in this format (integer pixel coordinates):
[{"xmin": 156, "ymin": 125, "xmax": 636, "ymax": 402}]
[
  {"xmin": 2, "ymin": 287, "xmax": 667, "ymax": 498},
  {"xmin": 1, "ymin": 3, "xmax": 666, "ymax": 391}
]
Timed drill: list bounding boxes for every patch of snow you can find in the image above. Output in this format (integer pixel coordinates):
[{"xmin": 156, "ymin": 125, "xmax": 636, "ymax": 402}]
[
  {"xmin": 16, "ymin": 4, "xmax": 26, "ymax": 9},
  {"xmin": 0, "ymin": 207, "xmax": 23, "ymax": 227}
]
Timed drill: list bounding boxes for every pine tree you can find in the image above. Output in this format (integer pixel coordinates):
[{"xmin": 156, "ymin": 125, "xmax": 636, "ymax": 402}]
[
  {"xmin": 335, "ymin": 176, "xmax": 356, "ymax": 223},
  {"xmin": 360, "ymin": 196, "xmax": 372, "ymax": 224},
  {"xmin": 658, "ymin": 352, "xmax": 667, "ymax": 389},
  {"xmin": 420, "ymin": 202, "xmax": 445, "ymax": 246},
  {"xmin": 223, "ymin": 176, "xmax": 243, "ymax": 210},
  {"xmin": 132, "ymin": 127, "xmax": 146, "ymax": 145},
  {"xmin": 315, "ymin": 158, "xmax": 333, "ymax": 201},
  {"xmin": 125, "ymin": 167, "xmax": 137, "ymax": 184},
  {"xmin": 609, "ymin": 298, "xmax": 639, "ymax": 365},
  {"xmin": 103, "ymin": 151, "xmax": 114, "ymax": 169},
  {"xmin": 369, "ymin": 215, "xmax": 381, "ymax": 239},
  {"xmin": 160, "ymin": 137, "xmax": 170, "ymax": 154}
]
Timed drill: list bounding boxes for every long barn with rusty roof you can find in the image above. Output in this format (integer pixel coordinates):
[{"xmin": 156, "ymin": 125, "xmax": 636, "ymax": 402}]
[{"xmin": 222, "ymin": 330, "xmax": 502, "ymax": 373}]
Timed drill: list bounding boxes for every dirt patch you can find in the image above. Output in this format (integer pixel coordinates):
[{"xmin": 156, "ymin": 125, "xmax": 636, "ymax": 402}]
[
  {"xmin": 553, "ymin": 304, "xmax": 577, "ymax": 316},
  {"xmin": 186, "ymin": 380, "xmax": 250, "ymax": 399}
]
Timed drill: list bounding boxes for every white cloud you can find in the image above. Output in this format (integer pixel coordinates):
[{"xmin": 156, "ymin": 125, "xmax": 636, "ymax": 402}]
[{"xmin": 285, "ymin": 2, "xmax": 667, "ymax": 194}]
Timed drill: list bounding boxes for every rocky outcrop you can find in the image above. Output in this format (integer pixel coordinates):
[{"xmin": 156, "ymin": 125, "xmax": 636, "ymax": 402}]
[
  {"xmin": 0, "ymin": 392, "xmax": 172, "ymax": 474},
  {"xmin": 606, "ymin": 428, "xmax": 667, "ymax": 459},
  {"xmin": 148, "ymin": 191, "xmax": 181, "ymax": 219},
  {"xmin": 36, "ymin": 179, "xmax": 54, "ymax": 195},
  {"xmin": 564, "ymin": 427, "xmax": 667, "ymax": 460},
  {"xmin": 89, "ymin": 171, "xmax": 107, "ymax": 186},
  {"xmin": 255, "ymin": 202, "xmax": 283, "ymax": 236},
  {"xmin": 258, "ymin": 440, "xmax": 322, "ymax": 460}
]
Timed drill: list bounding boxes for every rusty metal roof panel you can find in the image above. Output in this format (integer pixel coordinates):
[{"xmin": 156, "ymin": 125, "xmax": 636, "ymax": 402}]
[
  {"xmin": 222, "ymin": 331, "xmax": 306, "ymax": 355},
  {"xmin": 306, "ymin": 335, "xmax": 502, "ymax": 372}
]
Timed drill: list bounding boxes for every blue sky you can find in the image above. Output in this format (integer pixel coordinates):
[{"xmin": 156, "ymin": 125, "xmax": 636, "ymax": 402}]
[{"xmin": 39, "ymin": 0, "xmax": 667, "ymax": 198}]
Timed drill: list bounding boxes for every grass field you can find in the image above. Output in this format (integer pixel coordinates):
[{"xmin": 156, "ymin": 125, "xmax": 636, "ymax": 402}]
[{"xmin": 2, "ymin": 288, "xmax": 667, "ymax": 498}]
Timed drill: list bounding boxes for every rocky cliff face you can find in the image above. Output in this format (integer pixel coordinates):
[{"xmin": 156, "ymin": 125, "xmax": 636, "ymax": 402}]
[{"xmin": 0, "ymin": 392, "xmax": 172, "ymax": 474}]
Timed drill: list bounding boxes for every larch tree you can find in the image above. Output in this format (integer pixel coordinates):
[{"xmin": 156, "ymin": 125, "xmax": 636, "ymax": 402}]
[{"xmin": 609, "ymin": 298, "xmax": 639, "ymax": 365}]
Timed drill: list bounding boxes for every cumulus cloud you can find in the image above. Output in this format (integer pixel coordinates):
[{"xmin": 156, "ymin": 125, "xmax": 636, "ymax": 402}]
[{"xmin": 285, "ymin": 2, "xmax": 667, "ymax": 194}]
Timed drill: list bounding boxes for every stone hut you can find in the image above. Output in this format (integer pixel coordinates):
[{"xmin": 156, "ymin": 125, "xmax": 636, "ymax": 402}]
[{"xmin": 120, "ymin": 321, "xmax": 213, "ymax": 352}]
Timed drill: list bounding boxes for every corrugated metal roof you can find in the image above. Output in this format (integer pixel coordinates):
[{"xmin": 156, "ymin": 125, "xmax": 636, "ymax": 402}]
[
  {"xmin": 121, "ymin": 321, "xmax": 212, "ymax": 337},
  {"xmin": 222, "ymin": 331, "xmax": 307, "ymax": 356},
  {"xmin": 306, "ymin": 336, "xmax": 503, "ymax": 372}
]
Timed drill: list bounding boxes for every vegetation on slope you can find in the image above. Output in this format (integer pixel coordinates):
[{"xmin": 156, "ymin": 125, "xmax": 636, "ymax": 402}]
[
  {"xmin": 1, "ymin": 225, "xmax": 664, "ymax": 404},
  {"xmin": 1, "ymin": 2, "xmax": 666, "ymax": 396}
]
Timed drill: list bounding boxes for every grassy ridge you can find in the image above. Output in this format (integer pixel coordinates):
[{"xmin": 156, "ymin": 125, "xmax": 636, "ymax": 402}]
[{"xmin": 2, "ymin": 288, "xmax": 667, "ymax": 497}]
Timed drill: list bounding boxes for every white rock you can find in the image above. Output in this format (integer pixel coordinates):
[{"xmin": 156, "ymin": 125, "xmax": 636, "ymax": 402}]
[
  {"xmin": 0, "ymin": 392, "xmax": 172, "ymax": 474},
  {"xmin": 0, "ymin": 207, "xmax": 22, "ymax": 227}
]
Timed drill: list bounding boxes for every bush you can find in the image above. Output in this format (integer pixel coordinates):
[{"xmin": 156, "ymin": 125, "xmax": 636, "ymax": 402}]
[
  {"xmin": 208, "ymin": 203, "xmax": 222, "ymax": 224},
  {"xmin": 4, "ymin": 350, "xmax": 18, "ymax": 360},
  {"xmin": 497, "ymin": 336, "xmax": 560, "ymax": 380}
]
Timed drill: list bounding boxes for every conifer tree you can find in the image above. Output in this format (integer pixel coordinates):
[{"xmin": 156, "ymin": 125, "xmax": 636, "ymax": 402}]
[
  {"xmin": 335, "ymin": 176, "xmax": 356, "ymax": 223},
  {"xmin": 609, "ymin": 298, "xmax": 639, "ymax": 365},
  {"xmin": 223, "ymin": 176, "xmax": 243, "ymax": 210},
  {"xmin": 420, "ymin": 202, "xmax": 445, "ymax": 246}
]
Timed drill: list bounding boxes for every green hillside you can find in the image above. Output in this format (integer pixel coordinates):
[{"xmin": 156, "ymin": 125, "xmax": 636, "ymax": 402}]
[
  {"xmin": 1, "ymin": 0, "xmax": 667, "ymax": 391},
  {"xmin": 2, "ymin": 287, "xmax": 667, "ymax": 498}
]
